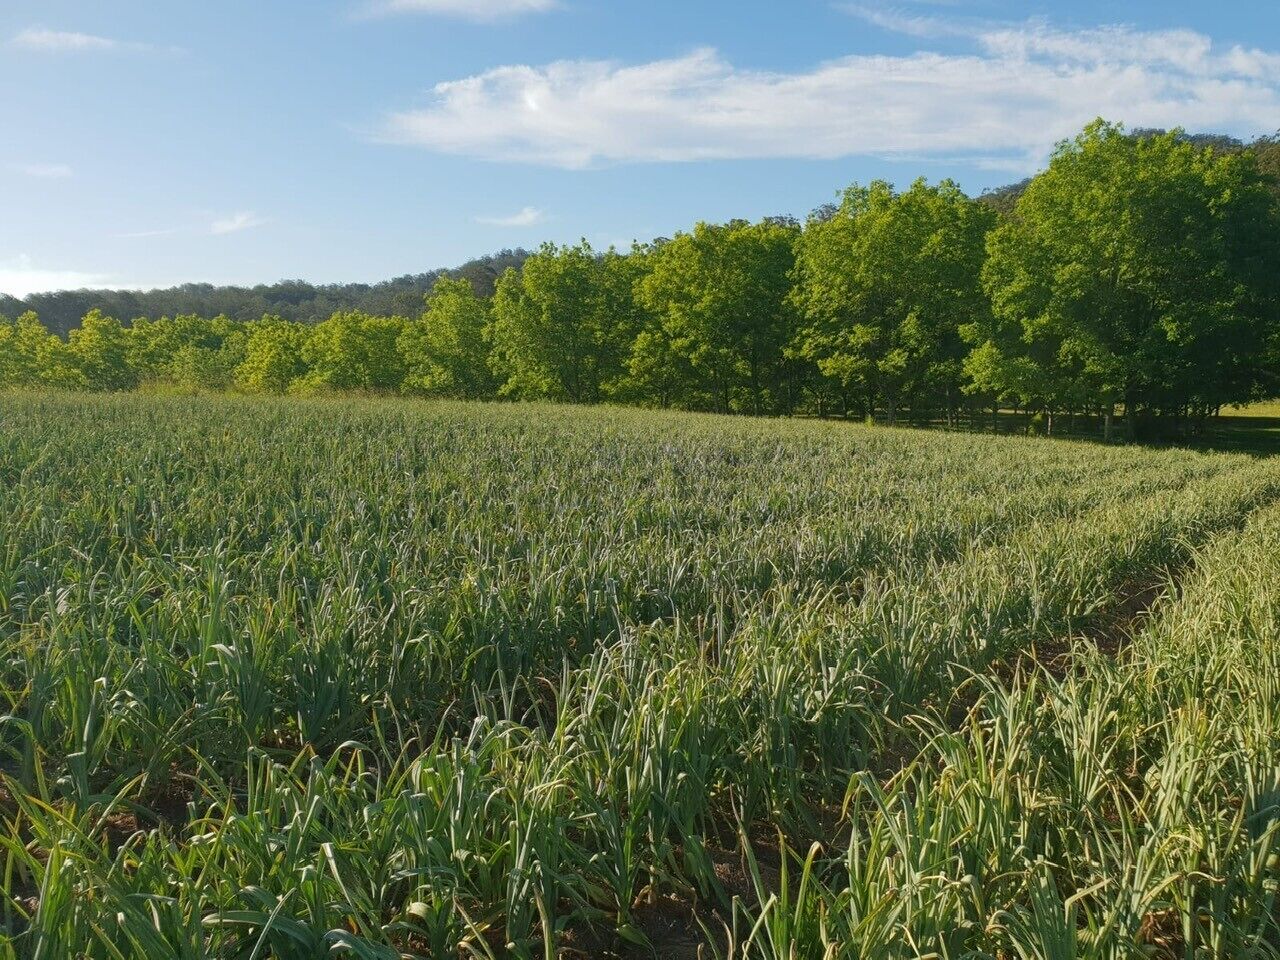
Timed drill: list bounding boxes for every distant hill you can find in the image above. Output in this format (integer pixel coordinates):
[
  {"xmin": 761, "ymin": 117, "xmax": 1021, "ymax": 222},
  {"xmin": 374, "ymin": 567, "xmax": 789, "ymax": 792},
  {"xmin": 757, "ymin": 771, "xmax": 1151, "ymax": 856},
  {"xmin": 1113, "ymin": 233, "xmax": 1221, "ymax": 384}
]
[{"xmin": 2, "ymin": 249, "xmax": 530, "ymax": 337}]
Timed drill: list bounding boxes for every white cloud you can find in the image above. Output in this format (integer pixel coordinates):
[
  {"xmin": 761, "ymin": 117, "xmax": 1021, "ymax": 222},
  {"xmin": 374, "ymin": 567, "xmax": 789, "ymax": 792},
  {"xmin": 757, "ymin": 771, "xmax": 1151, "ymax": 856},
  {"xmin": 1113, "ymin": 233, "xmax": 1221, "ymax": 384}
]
[
  {"xmin": 374, "ymin": 0, "xmax": 557, "ymax": 20},
  {"xmin": 840, "ymin": 5, "xmax": 963, "ymax": 39},
  {"xmin": 381, "ymin": 22, "xmax": 1280, "ymax": 171},
  {"xmin": 0, "ymin": 255, "xmax": 112, "ymax": 299},
  {"xmin": 115, "ymin": 227, "xmax": 179, "ymax": 239},
  {"xmin": 10, "ymin": 27, "xmax": 117, "ymax": 51},
  {"xmin": 210, "ymin": 212, "xmax": 267, "ymax": 235},
  {"xmin": 11, "ymin": 163, "xmax": 73, "ymax": 179},
  {"xmin": 9, "ymin": 26, "xmax": 178, "ymax": 55},
  {"xmin": 476, "ymin": 206, "xmax": 546, "ymax": 226}
]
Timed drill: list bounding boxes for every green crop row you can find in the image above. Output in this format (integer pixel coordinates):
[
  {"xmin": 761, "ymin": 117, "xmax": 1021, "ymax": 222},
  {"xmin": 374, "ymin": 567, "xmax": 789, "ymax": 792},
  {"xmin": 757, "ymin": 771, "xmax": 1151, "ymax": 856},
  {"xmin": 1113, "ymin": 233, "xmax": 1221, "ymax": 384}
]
[{"xmin": 0, "ymin": 392, "xmax": 1277, "ymax": 958}]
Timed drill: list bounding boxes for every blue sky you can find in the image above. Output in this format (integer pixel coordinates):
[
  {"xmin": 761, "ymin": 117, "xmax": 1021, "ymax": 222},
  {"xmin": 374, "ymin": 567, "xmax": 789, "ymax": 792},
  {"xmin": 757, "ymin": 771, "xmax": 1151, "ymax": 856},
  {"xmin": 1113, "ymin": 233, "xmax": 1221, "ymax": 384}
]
[{"xmin": 2, "ymin": 0, "xmax": 1279, "ymax": 297}]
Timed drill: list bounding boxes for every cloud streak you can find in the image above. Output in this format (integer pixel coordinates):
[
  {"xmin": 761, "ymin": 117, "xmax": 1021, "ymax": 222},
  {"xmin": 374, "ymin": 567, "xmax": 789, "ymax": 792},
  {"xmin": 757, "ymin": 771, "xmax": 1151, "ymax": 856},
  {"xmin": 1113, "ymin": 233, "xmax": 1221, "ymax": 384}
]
[
  {"xmin": 9, "ymin": 26, "xmax": 179, "ymax": 55},
  {"xmin": 114, "ymin": 228, "xmax": 180, "ymax": 239},
  {"xmin": 10, "ymin": 27, "xmax": 118, "ymax": 52},
  {"xmin": 210, "ymin": 212, "xmax": 267, "ymax": 236},
  {"xmin": 476, "ymin": 206, "xmax": 546, "ymax": 226},
  {"xmin": 839, "ymin": 4, "xmax": 965, "ymax": 39},
  {"xmin": 381, "ymin": 21, "xmax": 1280, "ymax": 171},
  {"xmin": 373, "ymin": 0, "xmax": 558, "ymax": 21},
  {"xmin": 11, "ymin": 163, "xmax": 73, "ymax": 179}
]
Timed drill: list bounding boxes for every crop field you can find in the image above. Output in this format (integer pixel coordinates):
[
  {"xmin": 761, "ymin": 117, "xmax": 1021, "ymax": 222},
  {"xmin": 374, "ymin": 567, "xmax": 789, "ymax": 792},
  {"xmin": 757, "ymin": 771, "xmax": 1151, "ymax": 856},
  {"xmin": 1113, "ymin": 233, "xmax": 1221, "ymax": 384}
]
[{"xmin": 2, "ymin": 392, "xmax": 1280, "ymax": 958}]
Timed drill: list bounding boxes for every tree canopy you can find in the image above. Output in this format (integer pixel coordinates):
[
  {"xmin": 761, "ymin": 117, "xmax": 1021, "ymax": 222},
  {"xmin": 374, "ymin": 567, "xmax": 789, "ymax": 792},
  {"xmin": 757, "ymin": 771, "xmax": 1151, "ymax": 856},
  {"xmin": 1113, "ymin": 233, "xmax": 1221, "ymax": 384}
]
[
  {"xmin": 489, "ymin": 241, "xmax": 641, "ymax": 403},
  {"xmin": 636, "ymin": 219, "xmax": 798, "ymax": 414},
  {"xmin": 399, "ymin": 277, "xmax": 495, "ymax": 399},
  {"xmin": 791, "ymin": 179, "xmax": 994, "ymax": 422},
  {"xmin": 969, "ymin": 121, "xmax": 1280, "ymax": 436}
]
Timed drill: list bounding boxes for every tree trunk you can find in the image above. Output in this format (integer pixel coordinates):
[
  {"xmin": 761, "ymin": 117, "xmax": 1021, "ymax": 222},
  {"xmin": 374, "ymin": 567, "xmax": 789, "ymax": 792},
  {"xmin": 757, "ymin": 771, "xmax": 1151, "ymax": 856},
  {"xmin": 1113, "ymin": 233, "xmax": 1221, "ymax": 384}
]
[{"xmin": 1104, "ymin": 408, "xmax": 1114, "ymax": 442}]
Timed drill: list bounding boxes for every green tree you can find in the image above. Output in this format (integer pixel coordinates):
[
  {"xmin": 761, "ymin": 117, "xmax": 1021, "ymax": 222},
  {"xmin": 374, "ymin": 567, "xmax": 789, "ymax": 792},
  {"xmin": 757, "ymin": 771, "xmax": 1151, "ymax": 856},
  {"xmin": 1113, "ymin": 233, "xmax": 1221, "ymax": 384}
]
[
  {"xmin": 963, "ymin": 218, "xmax": 1091, "ymax": 434},
  {"xmin": 1248, "ymin": 134, "xmax": 1279, "ymax": 199},
  {"xmin": 295, "ymin": 311, "xmax": 407, "ymax": 393},
  {"xmin": 0, "ymin": 315, "xmax": 13, "ymax": 387},
  {"xmin": 0, "ymin": 312, "xmax": 62, "ymax": 387},
  {"xmin": 399, "ymin": 277, "xmax": 495, "ymax": 399},
  {"xmin": 976, "ymin": 121, "xmax": 1280, "ymax": 438},
  {"xmin": 596, "ymin": 245, "xmax": 654, "ymax": 401},
  {"xmin": 488, "ymin": 241, "xmax": 642, "ymax": 403},
  {"xmin": 234, "ymin": 317, "xmax": 312, "ymax": 394},
  {"xmin": 790, "ymin": 179, "xmax": 995, "ymax": 423},
  {"xmin": 130, "ymin": 314, "xmax": 247, "ymax": 390},
  {"xmin": 65, "ymin": 310, "xmax": 138, "ymax": 391},
  {"xmin": 634, "ymin": 220, "xmax": 798, "ymax": 414}
]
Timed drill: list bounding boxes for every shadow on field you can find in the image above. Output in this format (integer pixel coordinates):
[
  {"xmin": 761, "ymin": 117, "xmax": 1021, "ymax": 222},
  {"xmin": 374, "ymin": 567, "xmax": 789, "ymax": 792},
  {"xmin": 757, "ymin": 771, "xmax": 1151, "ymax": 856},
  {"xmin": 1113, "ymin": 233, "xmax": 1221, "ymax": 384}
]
[
  {"xmin": 1196, "ymin": 414, "xmax": 1280, "ymax": 456},
  {"xmin": 841, "ymin": 410, "xmax": 1280, "ymax": 458}
]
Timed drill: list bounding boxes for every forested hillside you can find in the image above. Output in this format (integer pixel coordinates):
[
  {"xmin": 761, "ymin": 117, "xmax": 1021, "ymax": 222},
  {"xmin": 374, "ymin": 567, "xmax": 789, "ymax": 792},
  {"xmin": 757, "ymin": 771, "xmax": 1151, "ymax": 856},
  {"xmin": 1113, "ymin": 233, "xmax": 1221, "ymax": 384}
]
[
  {"xmin": 4, "ymin": 122, "xmax": 1280, "ymax": 440},
  {"xmin": 0, "ymin": 249, "xmax": 529, "ymax": 337}
]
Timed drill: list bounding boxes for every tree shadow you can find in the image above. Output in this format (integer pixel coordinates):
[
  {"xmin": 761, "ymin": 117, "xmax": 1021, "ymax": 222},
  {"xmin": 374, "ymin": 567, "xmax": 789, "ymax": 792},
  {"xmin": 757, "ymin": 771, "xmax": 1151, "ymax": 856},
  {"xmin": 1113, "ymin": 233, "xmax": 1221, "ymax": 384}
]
[
  {"xmin": 881, "ymin": 410, "xmax": 1280, "ymax": 459},
  {"xmin": 1192, "ymin": 415, "xmax": 1280, "ymax": 458}
]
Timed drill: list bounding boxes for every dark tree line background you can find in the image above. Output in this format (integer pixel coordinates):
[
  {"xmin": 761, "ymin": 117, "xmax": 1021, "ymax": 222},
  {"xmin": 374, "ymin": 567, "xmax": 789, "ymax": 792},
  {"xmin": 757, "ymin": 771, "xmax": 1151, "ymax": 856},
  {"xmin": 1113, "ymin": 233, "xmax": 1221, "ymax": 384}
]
[{"xmin": 0, "ymin": 250, "xmax": 530, "ymax": 338}]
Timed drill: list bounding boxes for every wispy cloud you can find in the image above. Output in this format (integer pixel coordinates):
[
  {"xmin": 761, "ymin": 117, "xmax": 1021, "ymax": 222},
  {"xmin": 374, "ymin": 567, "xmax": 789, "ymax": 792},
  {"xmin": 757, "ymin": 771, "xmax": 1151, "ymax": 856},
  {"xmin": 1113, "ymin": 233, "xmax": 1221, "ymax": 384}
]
[
  {"xmin": 10, "ymin": 27, "xmax": 118, "ymax": 52},
  {"xmin": 114, "ymin": 227, "xmax": 180, "ymax": 239},
  {"xmin": 0, "ymin": 255, "xmax": 112, "ymax": 299},
  {"xmin": 371, "ymin": 0, "xmax": 558, "ymax": 21},
  {"xmin": 210, "ymin": 212, "xmax": 267, "ymax": 236},
  {"xmin": 381, "ymin": 20, "xmax": 1280, "ymax": 172},
  {"xmin": 11, "ymin": 162, "xmax": 73, "ymax": 179},
  {"xmin": 839, "ymin": 4, "xmax": 965, "ymax": 39},
  {"xmin": 117, "ymin": 213, "xmax": 263, "ymax": 240},
  {"xmin": 476, "ymin": 206, "xmax": 546, "ymax": 227},
  {"xmin": 9, "ymin": 26, "xmax": 179, "ymax": 55}
]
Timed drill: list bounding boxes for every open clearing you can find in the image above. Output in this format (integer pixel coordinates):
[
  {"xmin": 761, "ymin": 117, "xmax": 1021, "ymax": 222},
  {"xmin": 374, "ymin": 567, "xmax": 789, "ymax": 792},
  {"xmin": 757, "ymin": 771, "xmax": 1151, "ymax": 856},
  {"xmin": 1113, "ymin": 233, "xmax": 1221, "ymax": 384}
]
[{"xmin": 2, "ymin": 392, "xmax": 1280, "ymax": 958}]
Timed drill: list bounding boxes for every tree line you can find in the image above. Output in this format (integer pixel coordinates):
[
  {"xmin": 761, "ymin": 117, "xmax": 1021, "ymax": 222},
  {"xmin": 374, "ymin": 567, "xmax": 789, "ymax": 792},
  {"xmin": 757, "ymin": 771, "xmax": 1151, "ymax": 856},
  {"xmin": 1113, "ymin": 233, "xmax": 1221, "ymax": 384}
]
[
  {"xmin": 4, "ymin": 122, "xmax": 1279, "ymax": 439},
  {"xmin": 0, "ymin": 250, "xmax": 530, "ymax": 338}
]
